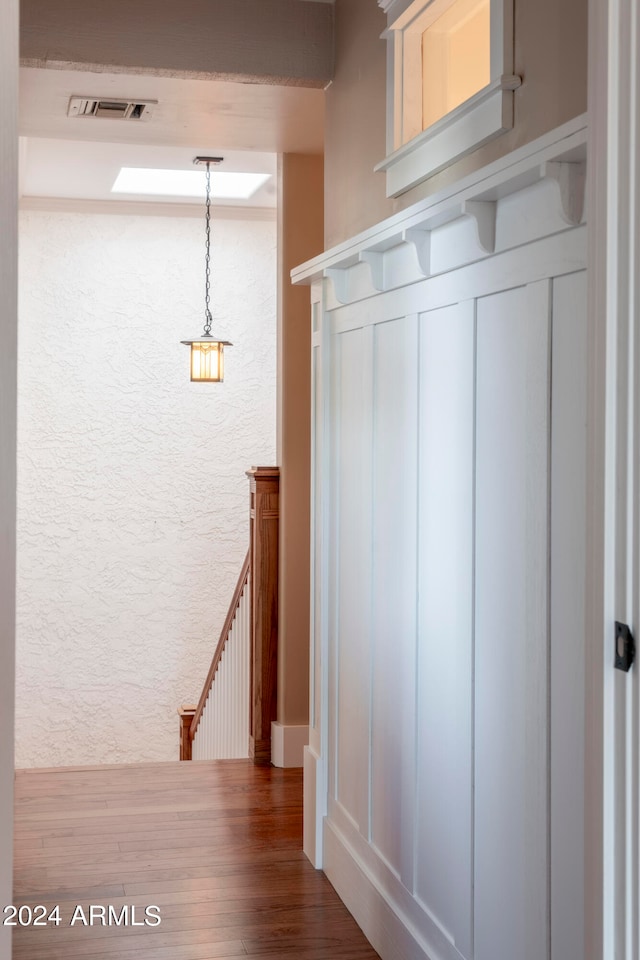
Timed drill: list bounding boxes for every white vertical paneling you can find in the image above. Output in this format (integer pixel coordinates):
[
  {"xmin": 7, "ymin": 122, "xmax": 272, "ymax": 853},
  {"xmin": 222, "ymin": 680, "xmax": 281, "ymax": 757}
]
[
  {"xmin": 308, "ymin": 167, "xmax": 590, "ymax": 960},
  {"xmin": 550, "ymin": 271, "xmax": 586, "ymax": 960},
  {"xmin": 305, "ymin": 280, "xmax": 329, "ymax": 868},
  {"xmin": 311, "ymin": 338, "xmax": 320, "ymax": 737},
  {"xmin": 191, "ymin": 580, "xmax": 250, "ymax": 761},
  {"xmin": 334, "ymin": 326, "xmax": 373, "ymax": 833},
  {"xmin": 474, "ymin": 281, "xmax": 550, "ymax": 960},
  {"xmin": 415, "ymin": 301, "xmax": 474, "ymax": 955},
  {"xmin": 371, "ymin": 315, "xmax": 418, "ymax": 884},
  {"xmin": 311, "ymin": 326, "xmax": 325, "ymax": 755}
]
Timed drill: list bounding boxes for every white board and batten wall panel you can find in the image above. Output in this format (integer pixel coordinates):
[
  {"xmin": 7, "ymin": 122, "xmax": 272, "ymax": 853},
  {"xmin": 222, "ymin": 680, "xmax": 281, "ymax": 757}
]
[
  {"xmin": 550, "ymin": 272, "xmax": 586, "ymax": 960},
  {"xmin": 296, "ymin": 126, "xmax": 589, "ymax": 960},
  {"xmin": 370, "ymin": 316, "xmax": 419, "ymax": 886},
  {"xmin": 305, "ymin": 284, "xmax": 328, "ymax": 867},
  {"xmin": 333, "ymin": 325, "xmax": 374, "ymax": 836},
  {"xmin": 475, "ymin": 281, "xmax": 551, "ymax": 960},
  {"xmin": 416, "ymin": 300, "xmax": 474, "ymax": 957}
]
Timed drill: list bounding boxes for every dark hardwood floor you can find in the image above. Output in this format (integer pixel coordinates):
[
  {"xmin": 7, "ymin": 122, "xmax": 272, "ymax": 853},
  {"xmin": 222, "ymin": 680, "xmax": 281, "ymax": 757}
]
[{"xmin": 13, "ymin": 760, "xmax": 380, "ymax": 960}]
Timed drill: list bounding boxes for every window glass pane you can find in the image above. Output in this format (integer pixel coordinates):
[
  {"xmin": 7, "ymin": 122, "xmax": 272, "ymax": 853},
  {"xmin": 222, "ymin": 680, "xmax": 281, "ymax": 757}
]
[{"xmin": 422, "ymin": 0, "xmax": 491, "ymax": 130}]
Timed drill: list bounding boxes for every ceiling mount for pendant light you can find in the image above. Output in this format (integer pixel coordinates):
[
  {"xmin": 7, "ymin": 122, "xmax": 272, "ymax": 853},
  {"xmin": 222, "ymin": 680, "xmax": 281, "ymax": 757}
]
[{"xmin": 181, "ymin": 156, "xmax": 232, "ymax": 382}]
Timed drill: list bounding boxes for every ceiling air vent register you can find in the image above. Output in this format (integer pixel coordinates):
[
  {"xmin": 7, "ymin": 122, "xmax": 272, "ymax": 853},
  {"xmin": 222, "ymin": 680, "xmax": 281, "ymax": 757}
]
[{"xmin": 67, "ymin": 97, "xmax": 157, "ymax": 121}]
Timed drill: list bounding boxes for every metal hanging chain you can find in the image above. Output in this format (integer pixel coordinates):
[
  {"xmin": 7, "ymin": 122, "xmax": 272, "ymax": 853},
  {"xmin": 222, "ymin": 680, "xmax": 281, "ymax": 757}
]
[{"xmin": 203, "ymin": 161, "xmax": 212, "ymax": 336}]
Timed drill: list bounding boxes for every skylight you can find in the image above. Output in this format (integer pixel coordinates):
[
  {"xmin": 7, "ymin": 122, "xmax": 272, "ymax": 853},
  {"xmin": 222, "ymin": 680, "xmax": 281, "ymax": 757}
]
[{"xmin": 111, "ymin": 167, "xmax": 271, "ymax": 200}]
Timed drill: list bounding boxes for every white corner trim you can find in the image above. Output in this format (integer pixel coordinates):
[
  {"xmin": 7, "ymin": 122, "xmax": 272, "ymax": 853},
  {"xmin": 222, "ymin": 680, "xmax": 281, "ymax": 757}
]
[
  {"xmin": 375, "ymin": 79, "xmax": 515, "ymax": 197},
  {"xmin": 585, "ymin": 0, "xmax": 640, "ymax": 950},
  {"xmin": 271, "ymin": 722, "xmax": 309, "ymax": 768}
]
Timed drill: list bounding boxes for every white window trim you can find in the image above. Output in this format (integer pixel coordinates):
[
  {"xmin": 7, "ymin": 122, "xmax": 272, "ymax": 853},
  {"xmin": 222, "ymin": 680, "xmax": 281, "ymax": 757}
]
[{"xmin": 377, "ymin": 0, "xmax": 518, "ymax": 197}]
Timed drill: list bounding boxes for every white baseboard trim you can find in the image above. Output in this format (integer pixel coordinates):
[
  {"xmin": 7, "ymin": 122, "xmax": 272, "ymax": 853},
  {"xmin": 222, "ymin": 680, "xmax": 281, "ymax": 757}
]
[
  {"xmin": 324, "ymin": 818, "xmax": 454, "ymax": 960},
  {"xmin": 271, "ymin": 722, "xmax": 308, "ymax": 768},
  {"xmin": 303, "ymin": 744, "xmax": 324, "ymax": 867}
]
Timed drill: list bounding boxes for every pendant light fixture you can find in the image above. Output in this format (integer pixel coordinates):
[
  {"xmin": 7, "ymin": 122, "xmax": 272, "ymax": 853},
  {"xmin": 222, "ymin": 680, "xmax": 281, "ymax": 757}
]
[{"xmin": 181, "ymin": 156, "xmax": 232, "ymax": 382}]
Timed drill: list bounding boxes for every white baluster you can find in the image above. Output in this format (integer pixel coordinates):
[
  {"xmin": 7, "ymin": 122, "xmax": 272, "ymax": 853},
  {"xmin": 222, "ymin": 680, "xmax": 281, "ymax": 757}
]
[{"xmin": 191, "ymin": 572, "xmax": 251, "ymax": 761}]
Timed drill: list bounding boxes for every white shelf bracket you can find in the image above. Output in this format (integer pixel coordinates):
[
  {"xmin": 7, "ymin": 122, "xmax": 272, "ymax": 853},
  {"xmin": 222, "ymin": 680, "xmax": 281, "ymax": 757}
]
[
  {"xmin": 326, "ymin": 267, "xmax": 351, "ymax": 305},
  {"xmin": 461, "ymin": 199, "xmax": 497, "ymax": 253},
  {"xmin": 541, "ymin": 160, "xmax": 586, "ymax": 226},
  {"xmin": 359, "ymin": 251, "xmax": 386, "ymax": 291},
  {"xmin": 403, "ymin": 226, "xmax": 432, "ymax": 276}
]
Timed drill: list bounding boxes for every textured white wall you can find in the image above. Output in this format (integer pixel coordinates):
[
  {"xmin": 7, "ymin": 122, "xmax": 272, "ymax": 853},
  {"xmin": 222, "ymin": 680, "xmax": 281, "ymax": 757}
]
[{"xmin": 16, "ymin": 209, "xmax": 276, "ymax": 768}]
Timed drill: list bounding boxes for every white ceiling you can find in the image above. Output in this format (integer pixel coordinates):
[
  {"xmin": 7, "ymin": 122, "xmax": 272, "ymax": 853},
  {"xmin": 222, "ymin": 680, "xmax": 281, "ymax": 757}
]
[
  {"xmin": 21, "ymin": 139, "xmax": 278, "ymax": 207},
  {"xmin": 19, "ymin": 65, "xmax": 325, "ymax": 207}
]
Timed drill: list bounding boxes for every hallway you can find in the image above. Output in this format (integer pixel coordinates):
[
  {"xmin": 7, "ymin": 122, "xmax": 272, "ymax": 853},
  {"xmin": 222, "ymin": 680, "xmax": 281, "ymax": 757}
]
[{"xmin": 13, "ymin": 760, "xmax": 379, "ymax": 959}]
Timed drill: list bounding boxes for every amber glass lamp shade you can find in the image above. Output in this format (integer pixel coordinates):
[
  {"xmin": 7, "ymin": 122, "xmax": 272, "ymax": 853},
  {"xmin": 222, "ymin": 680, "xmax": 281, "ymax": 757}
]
[{"xmin": 181, "ymin": 335, "xmax": 232, "ymax": 383}]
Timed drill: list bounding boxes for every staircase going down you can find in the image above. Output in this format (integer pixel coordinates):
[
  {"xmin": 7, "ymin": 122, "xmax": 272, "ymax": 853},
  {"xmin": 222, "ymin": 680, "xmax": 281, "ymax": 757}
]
[{"xmin": 179, "ymin": 466, "xmax": 280, "ymax": 765}]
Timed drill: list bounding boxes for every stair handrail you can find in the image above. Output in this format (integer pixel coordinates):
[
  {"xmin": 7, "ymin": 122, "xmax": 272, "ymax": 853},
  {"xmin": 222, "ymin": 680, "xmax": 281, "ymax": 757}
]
[
  {"xmin": 179, "ymin": 465, "xmax": 279, "ymax": 763},
  {"xmin": 189, "ymin": 549, "xmax": 250, "ymax": 743}
]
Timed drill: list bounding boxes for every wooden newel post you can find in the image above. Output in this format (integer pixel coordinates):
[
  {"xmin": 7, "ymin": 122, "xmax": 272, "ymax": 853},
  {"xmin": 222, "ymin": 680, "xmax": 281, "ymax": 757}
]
[
  {"xmin": 178, "ymin": 706, "xmax": 196, "ymax": 761},
  {"xmin": 246, "ymin": 467, "xmax": 279, "ymax": 765}
]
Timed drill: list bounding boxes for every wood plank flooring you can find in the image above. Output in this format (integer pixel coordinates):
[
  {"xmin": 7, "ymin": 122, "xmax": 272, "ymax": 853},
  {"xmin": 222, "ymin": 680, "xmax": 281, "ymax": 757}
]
[{"xmin": 13, "ymin": 760, "xmax": 380, "ymax": 960}]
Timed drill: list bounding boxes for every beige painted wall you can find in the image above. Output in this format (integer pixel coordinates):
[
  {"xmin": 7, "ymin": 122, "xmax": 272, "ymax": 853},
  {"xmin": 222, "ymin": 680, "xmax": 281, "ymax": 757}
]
[
  {"xmin": 325, "ymin": 0, "xmax": 588, "ymax": 248},
  {"xmin": 277, "ymin": 154, "xmax": 324, "ymax": 727},
  {"xmin": 0, "ymin": 0, "xmax": 18, "ymax": 952}
]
